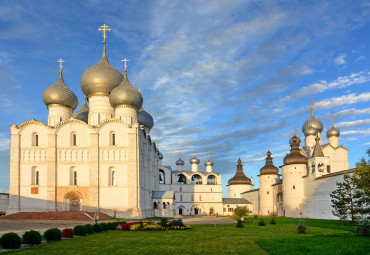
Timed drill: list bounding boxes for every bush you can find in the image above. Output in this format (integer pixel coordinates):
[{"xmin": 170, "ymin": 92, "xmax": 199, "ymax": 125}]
[
  {"xmin": 160, "ymin": 218, "xmax": 168, "ymax": 227},
  {"xmin": 297, "ymin": 219, "xmax": 306, "ymax": 234},
  {"xmin": 234, "ymin": 206, "xmax": 250, "ymax": 217},
  {"xmin": 355, "ymin": 219, "xmax": 369, "ymax": 237},
  {"xmin": 168, "ymin": 218, "xmax": 184, "ymax": 227},
  {"xmin": 44, "ymin": 228, "xmax": 62, "ymax": 242},
  {"xmin": 92, "ymin": 224, "xmax": 102, "ymax": 232},
  {"xmin": 0, "ymin": 232, "xmax": 22, "ymax": 249},
  {"xmin": 73, "ymin": 225, "xmax": 88, "ymax": 236},
  {"xmin": 258, "ymin": 219, "xmax": 266, "ymax": 226},
  {"xmin": 85, "ymin": 224, "xmax": 93, "ymax": 234},
  {"xmin": 108, "ymin": 222, "xmax": 116, "ymax": 230},
  {"xmin": 22, "ymin": 230, "xmax": 41, "ymax": 245},
  {"xmin": 270, "ymin": 218, "xmax": 276, "ymax": 225},
  {"xmin": 100, "ymin": 223, "xmax": 108, "ymax": 231},
  {"xmin": 236, "ymin": 219, "xmax": 244, "ymax": 228},
  {"xmin": 139, "ymin": 221, "xmax": 144, "ymax": 228},
  {"xmin": 253, "ymin": 214, "xmax": 258, "ymax": 218},
  {"xmin": 62, "ymin": 229, "xmax": 74, "ymax": 238}
]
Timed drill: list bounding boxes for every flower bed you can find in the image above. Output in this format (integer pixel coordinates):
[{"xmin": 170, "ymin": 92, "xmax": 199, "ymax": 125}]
[{"xmin": 116, "ymin": 219, "xmax": 191, "ymax": 231}]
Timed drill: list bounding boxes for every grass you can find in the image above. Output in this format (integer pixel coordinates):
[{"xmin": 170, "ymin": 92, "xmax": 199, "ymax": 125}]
[{"xmin": 2, "ymin": 217, "xmax": 369, "ymax": 255}]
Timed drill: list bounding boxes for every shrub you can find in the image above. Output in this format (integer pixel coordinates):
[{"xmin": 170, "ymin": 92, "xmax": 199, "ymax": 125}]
[
  {"xmin": 236, "ymin": 219, "xmax": 244, "ymax": 228},
  {"xmin": 0, "ymin": 232, "xmax": 22, "ymax": 249},
  {"xmin": 100, "ymin": 223, "xmax": 109, "ymax": 231},
  {"xmin": 108, "ymin": 222, "xmax": 116, "ymax": 230},
  {"xmin": 85, "ymin": 224, "xmax": 93, "ymax": 234},
  {"xmin": 44, "ymin": 228, "xmax": 62, "ymax": 242},
  {"xmin": 355, "ymin": 219, "xmax": 369, "ymax": 237},
  {"xmin": 160, "ymin": 218, "xmax": 168, "ymax": 227},
  {"xmin": 22, "ymin": 230, "xmax": 41, "ymax": 245},
  {"xmin": 73, "ymin": 225, "xmax": 88, "ymax": 236},
  {"xmin": 270, "ymin": 218, "xmax": 276, "ymax": 225},
  {"xmin": 168, "ymin": 218, "xmax": 184, "ymax": 227},
  {"xmin": 297, "ymin": 219, "xmax": 306, "ymax": 234},
  {"xmin": 253, "ymin": 214, "xmax": 258, "ymax": 218},
  {"xmin": 92, "ymin": 224, "xmax": 102, "ymax": 232},
  {"xmin": 139, "ymin": 221, "xmax": 144, "ymax": 228},
  {"xmin": 234, "ymin": 206, "xmax": 250, "ymax": 217},
  {"xmin": 130, "ymin": 224, "xmax": 141, "ymax": 231},
  {"xmin": 258, "ymin": 219, "xmax": 266, "ymax": 226},
  {"xmin": 62, "ymin": 229, "xmax": 74, "ymax": 238}
]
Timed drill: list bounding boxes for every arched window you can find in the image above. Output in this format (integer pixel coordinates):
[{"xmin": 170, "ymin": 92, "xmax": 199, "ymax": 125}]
[
  {"xmin": 32, "ymin": 133, "xmax": 38, "ymax": 146},
  {"xmin": 109, "ymin": 167, "xmax": 116, "ymax": 186},
  {"xmin": 70, "ymin": 167, "xmax": 77, "ymax": 185},
  {"xmin": 159, "ymin": 170, "xmax": 165, "ymax": 184},
  {"xmin": 153, "ymin": 202, "xmax": 158, "ymax": 209},
  {"xmin": 110, "ymin": 132, "xmax": 116, "ymax": 146},
  {"xmin": 191, "ymin": 174, "xmax": 202, "ymax": 184},
  {"xmin": 177, "ymin": 174, "xmax": 186, "ymax": 184},
  {"xmin": 207, "ymin": 175, "xmax": 217, "ymax": 185},
  {"xmin": 71, "ymin": 132, "xmax": 77, "ymax": 146},
  {"xmin": 31, "ymin": 166, "xmax": 39, "ymax": 185},
  {"xmin": 163, "ymin": 202, "xmax": 166, "ymax": 209}
]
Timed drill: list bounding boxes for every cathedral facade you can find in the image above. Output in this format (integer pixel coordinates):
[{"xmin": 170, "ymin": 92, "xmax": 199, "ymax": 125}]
[{"xmin": 6, "ymin": 25, "xmax": 353, "ymax": 220}]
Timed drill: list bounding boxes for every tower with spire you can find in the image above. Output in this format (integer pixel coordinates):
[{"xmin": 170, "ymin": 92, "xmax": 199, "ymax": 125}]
[
  {"xmin": 259, "ymin": 149, "xmax": 279, "ymax": 216},
  {"xmin": 228, "ymin": 158, "xmax": 253, "ymax": 198},
  {"xmin": 308, "ymin": 136, "xmax": 328, "ymax": 178},
  {"xmin": 302, "ymin": 99, "xmax": 323, "ymax": 157}
]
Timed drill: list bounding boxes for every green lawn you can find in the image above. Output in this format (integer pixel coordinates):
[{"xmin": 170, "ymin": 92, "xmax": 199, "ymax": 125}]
[{"xmin": 2, "ymin": 217, "xmax": 369, "ymax": 255}]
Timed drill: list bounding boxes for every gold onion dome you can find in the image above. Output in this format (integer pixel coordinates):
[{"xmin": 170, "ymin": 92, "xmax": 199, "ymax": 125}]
[
  {"xmin": 260, "ymin": 150, "xmax": 279, "ymax": 175},
  {"xmin": 109, "ymin": 70, "xmax": 143, "ymax": 110},
  {"xmin": 228, "ymin": 158, "xmax": 251, "ymax": 185},
  {"xmin": 42, "ymin": 70, "xmax": 78, "ymax": 110},
  {"xmin": 326, "ymin": 126, "xmax": 340, "ymax": 137},
  {"xmin": 189, "ymin": 156, "xmax": 200, "ymax": 164},
  {"xmin": 138, "ymin": 107, "xmax": 154, "ymax": 129},
  {"xmin": 80, "ymin": 44, "xmax": 123, "ymax": 97},
  {"xmin": 284, "ymin": 134, "xmax": 307, "ymax": 165},
  {"xmin": 302, "ymin": 115, "xmax": 323, "ymax": 135},
  {"xmin": 205, "ymin": 159, "xmax": 214, "ymax": 166},
  {"xmin": 176, "ymin": 158, "xmax": 185, "ymax": 165},
  {"xmin": 72, "ymin": 97, "xmax": 89, "ymax": 123}
]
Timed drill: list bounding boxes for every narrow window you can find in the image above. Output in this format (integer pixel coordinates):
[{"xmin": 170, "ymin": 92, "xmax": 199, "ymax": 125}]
[
  {"xmin": 112, "ymin": 171, "xmax": 116, "ymax": 185},
  {"xmin": 73, "ymin": 133, "xmax": 77, "ymax": 146},
  {"xmin": 112, "ymin": 133, "xmax": 116, "ymax": 146},
  {"xmin": 293, "ymin": 185, "xmax": 295, "ymax": 190},
  {"xmin": 199, "ymin": 195, "xmax": 202, "ymax": 201},
  {"xmin": 36, "ymin": 171, "xmax": 39, "ymax": 186},
  {"xmin": 191, "ymin": 195, "xmax": 194, "ymax": 201},
  {"xmin": 32, "ymin": 133, "xmax": 39, "ymax": 146},
  {"xmin": 267, "ymin": 191, "xmax": 269, "ymax": 194},
  {"xmin": 327, "ymin": 165, "xmax": 331, "ymax": 173},
  {"xmin": 74, "ymin": 171, "xmax": 77, "ymax": 185},
  {"xmin": 163, "ymin": 202, "xmax": 166, "ymax": 209},
  {"xmin": 180, "ymin": 194, "xmax": 183, "ymax": 201},
  {"xmin": 179, "ymin": 186, "xmax": 182, "ymax": 191}
]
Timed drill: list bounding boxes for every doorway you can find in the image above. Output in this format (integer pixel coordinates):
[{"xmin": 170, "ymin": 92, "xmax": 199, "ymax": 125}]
[{"xmin": 70, "ymin": 195, "xmax": 80, "ymax": 212}]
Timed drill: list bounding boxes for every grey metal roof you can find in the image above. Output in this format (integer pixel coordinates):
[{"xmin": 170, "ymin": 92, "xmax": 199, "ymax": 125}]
[
  {"xmin": 312, "ymin": 136, "xmax": 325, "ymax": 158},
  {"xmin": 138, "ymin": 107, "xmax": 154, "ymax": 129},
  {"xmin": 222, "ymin": 198, "xmax": 251, "ymax": 204},
  {"xmin": 152, "ymin": 191, "xmax": 174, "ymax": 199}
]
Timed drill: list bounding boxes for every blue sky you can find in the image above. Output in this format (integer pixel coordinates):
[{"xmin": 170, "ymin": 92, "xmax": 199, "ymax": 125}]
[{"xmin": 0, "ymin": 0, "xmax": 369, "ymax": 196}]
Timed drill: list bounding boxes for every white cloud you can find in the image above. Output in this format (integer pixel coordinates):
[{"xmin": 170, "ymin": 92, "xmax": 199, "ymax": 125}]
[
  {"xmin": 334, "ymin": 54, "xmax": 346, "ymax": 65},
  {"xmin": 336, "ymin": 119, "xmax": 370, "ymax": 129},
  {"xmin": 0, "ymin": 138, "xmax": 10, "ymax": 152},
  {"xmin": 341, "ymin": 129, "xmax": 370, "ymax": 136}
]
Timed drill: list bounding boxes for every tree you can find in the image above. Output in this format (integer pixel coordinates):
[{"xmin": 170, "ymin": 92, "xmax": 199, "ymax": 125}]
[
  {"xmin": 330, "ymin": 174, "xmax": 360, "ymax": 224},
  {"xmin": 234, "ymin": 206, "xmax": 250, "ymax": 217},
  {"xmin": 330, "ymin": 149, "xmax": 370, "ymax": 224}
]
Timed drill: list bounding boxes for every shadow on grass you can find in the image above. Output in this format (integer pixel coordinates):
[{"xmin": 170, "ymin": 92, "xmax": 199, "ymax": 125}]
[{"xmin": 256, "ymin": 233, "xmax": 370, "ymax": 255}]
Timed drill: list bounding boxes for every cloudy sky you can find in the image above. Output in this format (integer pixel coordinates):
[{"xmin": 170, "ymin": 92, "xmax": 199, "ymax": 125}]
[{"xmin": 0, "ymin": 0, "xmax": 369, "ymax": 196}]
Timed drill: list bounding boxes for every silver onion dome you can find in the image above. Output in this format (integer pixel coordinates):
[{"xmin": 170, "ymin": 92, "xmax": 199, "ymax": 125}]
[
  {"xmin": 205, "ymin": 159, "xmax": 214, "ymax": 166},
  {"xmin": 302, "ymin": 115, "xmax": 323, "ymax": 135},
  {"xmin": 72, "ymin": 97, "xmax": 89, "ymax": 123},
  {"xmin": 42, "ymin": 71, "xmax": 78, "ymax": 110},
  {"xmin": 80, "ymin": 44, "xmax": 123, "ymax": 98},
  {"xmin": 176, "ymin": 158, "xmax": 185, "ymax": 165},
  {"xmin": 189, "ymin": 157, "xmax": 200, "ymax": 164},
  {"xmin": 137, "ymin": 107, "xmax": 154, "ymax": 129},
  {"xmin": 305, "ymin": 126, "xmax": 318, "ymax": 136},
  {"xmin": 109, "ymin": 70, "xmax": 143, "ymax": 110},
  {"xmin": 326, "ymin": 126, "xmax": 340, "ymax": 137},
  {"xmin": 159, "ymin": 152, "xmax": 163, "ymax": 160}
]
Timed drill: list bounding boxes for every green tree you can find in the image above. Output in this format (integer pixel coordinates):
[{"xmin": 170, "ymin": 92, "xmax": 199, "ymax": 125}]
[{"xmin": 234, "ymin": 206, "xmax": 250, "ymax": 217}]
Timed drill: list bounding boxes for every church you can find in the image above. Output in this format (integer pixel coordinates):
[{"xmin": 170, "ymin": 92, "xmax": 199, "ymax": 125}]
[{"xmin": 6, "ymin": 25, "xmax": 353, "ymax": 219}]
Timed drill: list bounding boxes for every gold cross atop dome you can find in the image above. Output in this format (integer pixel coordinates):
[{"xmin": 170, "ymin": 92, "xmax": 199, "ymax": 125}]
[
  {"xmin": 57, "ymin": 59, "xmax": 64, "ymax": 72},
  {"xmin": 310, "ymin": 99, "xmax": 315, "ymax": 116},
  {"xmin": 98, "ymin": 24, "xmax": 111, "ymax": 43},
  {"xmin": 138, "ymin": 89, "xmax": 142, "ymax": 93},
  {"xmin": 331, "ymin": 111, "xmax": 335, "ymax": 126},
  {"xmin": 121, "ymin": 58, "xmax": 130, "ymax": 71},
  {"xmin": 293, "ymin": 121, "xmax": 296, "ymax": 135}
]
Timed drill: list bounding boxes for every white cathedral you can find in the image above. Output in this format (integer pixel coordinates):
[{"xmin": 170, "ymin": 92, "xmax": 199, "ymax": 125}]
[{"xmin": 6, "ymin": 25, "xmax": 352, "ymax": 219}]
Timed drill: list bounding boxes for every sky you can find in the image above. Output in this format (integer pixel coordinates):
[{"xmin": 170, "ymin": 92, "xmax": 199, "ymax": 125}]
[{"xmin": 0, "ymin": 0, "xmax": 369, "ymax": 196}]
